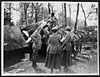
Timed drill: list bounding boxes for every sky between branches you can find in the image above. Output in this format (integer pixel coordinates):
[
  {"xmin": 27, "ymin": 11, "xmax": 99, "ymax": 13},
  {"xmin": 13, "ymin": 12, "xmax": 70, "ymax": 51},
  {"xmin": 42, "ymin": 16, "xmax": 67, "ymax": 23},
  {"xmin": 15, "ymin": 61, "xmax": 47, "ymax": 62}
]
[{"xmin": 3, "ymin": 2, "xmax": 98, "ymax": 26}]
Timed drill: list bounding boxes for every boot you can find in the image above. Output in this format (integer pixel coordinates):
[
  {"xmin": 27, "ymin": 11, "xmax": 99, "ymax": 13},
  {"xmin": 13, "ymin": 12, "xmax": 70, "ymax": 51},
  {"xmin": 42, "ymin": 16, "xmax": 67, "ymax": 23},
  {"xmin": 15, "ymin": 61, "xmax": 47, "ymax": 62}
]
[{"xmin": 50, "ymin": 69, "xmax": 53, "ymax": 73}]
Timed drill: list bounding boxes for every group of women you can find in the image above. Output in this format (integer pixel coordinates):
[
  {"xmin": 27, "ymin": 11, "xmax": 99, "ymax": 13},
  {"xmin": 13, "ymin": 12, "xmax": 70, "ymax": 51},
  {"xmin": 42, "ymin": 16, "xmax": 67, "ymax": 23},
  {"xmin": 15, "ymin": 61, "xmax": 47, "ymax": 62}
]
[
  {"xmin": 25, "ymin": 23, "xmax": 74, "ymax": 73},
  {"xmin": 25, "ymin": 12, "xmax": 81, "ymax": 73},
  {"xmin": 45, "ymin": 26, "xmax": 73, "ymax": 73}
]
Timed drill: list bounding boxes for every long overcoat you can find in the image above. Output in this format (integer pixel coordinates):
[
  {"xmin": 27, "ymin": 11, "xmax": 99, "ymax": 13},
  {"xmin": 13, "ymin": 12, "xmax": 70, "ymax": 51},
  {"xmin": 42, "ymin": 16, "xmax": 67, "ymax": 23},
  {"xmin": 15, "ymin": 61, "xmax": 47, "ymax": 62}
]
[
  {"xmin": 61, "ymin": 32, "xmax": 72, "ymax": 67},
  {"xmin": 45, "ymin": 33, "xmax": 62, "ymax": 69}
]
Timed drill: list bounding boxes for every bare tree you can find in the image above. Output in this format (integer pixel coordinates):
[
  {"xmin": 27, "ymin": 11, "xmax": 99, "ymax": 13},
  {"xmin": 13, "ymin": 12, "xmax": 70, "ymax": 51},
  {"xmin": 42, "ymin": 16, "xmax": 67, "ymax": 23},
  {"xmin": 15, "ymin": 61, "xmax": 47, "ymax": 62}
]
[
  {"xmin": 68, "ymin": 4, "xmax": 71, "ymax": 26},
  {"xmin": 9, "ymin": 3, "xmax": 12, "ymax": 24},
  {"xmin": 87, "ymin": 4, "xmax": 98, "ymax": 18},
  {"xmin": 64, "ymin": 3, "xmax": 67, "ymax": 27},
  {"xmin": 31, "ymin": 3, "xmax": 34, "ymax": 18},
  {"xmin": 74, "ymin": 3, "xmax": 79, "ymax": 31},
  {"xmin": 80, "ymin": 3, "xmax": 87, "ymax": 28},
  {"xmin": 33, "ymin": 3, "xmax": 42, "ymax": 23},
  {"xmin": 19, "ymin": 3, "xmax": 25, "ymax": 25},
  {"xmin": 4, "ymin": 3, "xmax": 12, "ymax": 26},
  {"xmin": 23, "ymin": 3, "xmax": 29, "ymax": 26},
  {"xmin": 61, "ymin": 3, "xmax": 64, "ymax": 25},
  {"xmin": 51, "ymin": 4, "xmax": 54, "ymax": 13},
  {"xmin": 48, "ymin": 3, "xmax": 51, "ymax": 14},
  {"xmin": 41, "ymin": 5, "xmax": 44, "ymax": 19}
]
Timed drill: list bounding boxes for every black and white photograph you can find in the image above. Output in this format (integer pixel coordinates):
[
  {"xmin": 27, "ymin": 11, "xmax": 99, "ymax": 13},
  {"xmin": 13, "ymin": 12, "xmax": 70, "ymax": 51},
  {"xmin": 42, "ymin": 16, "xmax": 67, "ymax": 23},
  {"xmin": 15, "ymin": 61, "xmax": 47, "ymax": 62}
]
[{"xmin": 1, "ymin": 1, "xmax": 99, "ymax": 76}]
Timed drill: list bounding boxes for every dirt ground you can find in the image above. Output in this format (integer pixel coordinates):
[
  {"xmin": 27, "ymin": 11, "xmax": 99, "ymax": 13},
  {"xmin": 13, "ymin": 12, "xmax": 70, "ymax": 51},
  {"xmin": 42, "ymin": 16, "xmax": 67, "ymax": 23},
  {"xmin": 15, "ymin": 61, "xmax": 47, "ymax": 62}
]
[
  {"xmin": 3, "ymin": 51, "xmax": 98, "ymax": 75},
  {"xmin": 3, "ymin": 42, "xmax": 99, "ymax": 75}
]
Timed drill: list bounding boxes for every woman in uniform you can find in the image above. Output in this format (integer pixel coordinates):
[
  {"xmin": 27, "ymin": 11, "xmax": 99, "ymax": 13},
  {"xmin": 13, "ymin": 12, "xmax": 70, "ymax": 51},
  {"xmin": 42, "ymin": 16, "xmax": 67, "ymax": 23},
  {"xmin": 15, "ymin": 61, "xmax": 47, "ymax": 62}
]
[
  {"xmin": 61, "ymin": 26, "xmax": 72, "ymax": 69},
  {"xmin": 45, "ymin": 26, "xmax": 62, "ymax": 73}
]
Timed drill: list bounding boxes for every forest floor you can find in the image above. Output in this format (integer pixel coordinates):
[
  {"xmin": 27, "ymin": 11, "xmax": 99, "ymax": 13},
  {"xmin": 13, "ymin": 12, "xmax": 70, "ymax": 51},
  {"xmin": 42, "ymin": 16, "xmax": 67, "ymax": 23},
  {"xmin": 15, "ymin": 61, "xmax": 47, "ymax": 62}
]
[{"xmin": 3, "ymin": 42, "xmax": 99, "ymax": 75}]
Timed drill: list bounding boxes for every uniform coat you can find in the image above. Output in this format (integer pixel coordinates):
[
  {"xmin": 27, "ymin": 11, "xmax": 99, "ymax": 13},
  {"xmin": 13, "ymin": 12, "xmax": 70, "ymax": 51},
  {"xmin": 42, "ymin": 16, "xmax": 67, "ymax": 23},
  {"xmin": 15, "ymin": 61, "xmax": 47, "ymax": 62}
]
[
  {"xmin": 30, "ymin": 30, "xmax": 42, "ymax": 50},
  {"xmin": 45, "ymin": 33, "xmax": 62, "ymax": 69},
  {"xmin": 30, "ymin": 29, "xmax": 42, "ymax": 67},
  {"xmin": 61, "ymin": 32, "xmax": 72, "ymax": 67}
]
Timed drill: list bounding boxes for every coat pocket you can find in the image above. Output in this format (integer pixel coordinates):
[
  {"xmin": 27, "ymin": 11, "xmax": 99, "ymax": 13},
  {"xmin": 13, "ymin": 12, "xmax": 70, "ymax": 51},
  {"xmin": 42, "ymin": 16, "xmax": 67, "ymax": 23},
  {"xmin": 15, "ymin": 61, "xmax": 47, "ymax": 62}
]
[{"xmin": 57, "ymin": 46, "xmax": 62, "ymax": 54}]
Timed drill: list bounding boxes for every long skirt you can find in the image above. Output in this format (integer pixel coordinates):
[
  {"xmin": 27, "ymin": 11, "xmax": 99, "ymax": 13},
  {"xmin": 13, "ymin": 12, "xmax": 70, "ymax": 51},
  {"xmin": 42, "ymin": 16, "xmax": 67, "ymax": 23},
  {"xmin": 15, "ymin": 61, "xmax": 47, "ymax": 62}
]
[
  {"xmin": 45, "ymin": 53, "xmax": 61, "ymax": 69},
  {"xmin": 61, "ymin": 50, "xmax": 72, "ymax": 67}
]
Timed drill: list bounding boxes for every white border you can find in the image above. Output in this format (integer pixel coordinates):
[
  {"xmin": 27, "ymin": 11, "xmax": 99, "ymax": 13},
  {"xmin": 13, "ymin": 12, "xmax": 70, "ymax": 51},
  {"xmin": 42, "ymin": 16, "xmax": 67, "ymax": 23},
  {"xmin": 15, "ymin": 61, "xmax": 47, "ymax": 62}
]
[
  {"xmin": 1, "ymin": 1, "xmax": 99, "ymax": 76},
  {"xmin": 1, "ymin": 1, "xmax": 4, "ymax": 76},
  {"xmin": 1, "ymin": 1, "xmax": 98, "ymax": 4}
]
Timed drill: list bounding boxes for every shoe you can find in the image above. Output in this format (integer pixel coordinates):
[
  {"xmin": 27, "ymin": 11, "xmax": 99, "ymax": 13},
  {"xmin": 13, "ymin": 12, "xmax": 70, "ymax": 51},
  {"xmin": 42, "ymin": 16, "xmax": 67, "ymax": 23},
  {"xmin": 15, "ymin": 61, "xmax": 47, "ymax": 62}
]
[
  {"xmin": 32, "ymin": 65, "xmax": 39, "ymax": 69},
  {"xmin": 32, "ymin": 63, "xmax": 37, "ymax": 67},
  {"xmin": 32, "ymin": 66, "xmax": 37, "ymax": 69},
  {"xmin": 59, "ymin": 70, "xmax": 63, "ymax": 73},
  {"xmin": 50, "ymin": 71, "xmax": 53, "ymax": 73}
]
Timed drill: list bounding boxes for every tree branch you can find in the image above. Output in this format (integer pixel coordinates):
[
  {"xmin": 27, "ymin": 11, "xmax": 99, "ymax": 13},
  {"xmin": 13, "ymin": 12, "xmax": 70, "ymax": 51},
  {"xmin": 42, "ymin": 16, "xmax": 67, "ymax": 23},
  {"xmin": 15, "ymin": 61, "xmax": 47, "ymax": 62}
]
[{"xmin": 80, "ymin": 3, "xmax": 87, "ymax": 27}]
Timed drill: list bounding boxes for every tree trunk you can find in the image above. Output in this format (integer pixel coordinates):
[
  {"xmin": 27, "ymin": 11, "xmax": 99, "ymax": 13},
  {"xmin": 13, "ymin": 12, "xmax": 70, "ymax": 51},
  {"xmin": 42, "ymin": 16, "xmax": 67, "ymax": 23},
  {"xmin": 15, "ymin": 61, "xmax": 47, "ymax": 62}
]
[
  {"xmin": 42, "ymin": 5, "xmax": 44, "ymax": 19},
  {"xmin": 33, "ymin": 3, "xmax": 41, "ymax": 23},
  {"xmin": 35, "ymin": 3, "xmax": 39, "ymax": 23},
  {"xmin": 20, "ymin": 11, "xmax": 24, "ymax": 25},
  {"xmin": 51, "ymin": 5, "xmax": 54, "ymax": 13},
  {"xmin": 64, "ymin": 3, "xmax": 67, "ymax": 27},
  {"xmin": 24, "ymin": 10, "xmax": 27, "ymax": 26},
  {"xmin": 35, "ymin": 9, "xmax": 38, "ymax": 23},
  {"xmin": 74, "ymin": 3, "xmax": 79, "ymax": 31},
  {"xmin": 31, "ymin": 3, "xmax": 34, "ymax": 18},
  {"xmin": 81, "ymin": 3, "xmax": 87, "ymax": 28},
  {"xmin": 62, "ymin": 4, "xmax": 64, "ymax": 25},
  {"xmin": 9, "ymin": 3, "xmax": 11, "ymax": 24},
  {"xmin": 24, "ymin": 3, "xmax": 29, "ymax": 26},
  {"xmin": 48, "ymin": 3, "xmax": 51, "ymax": 14},
  {"xmin": 69, "ymin": 4, "xmax": 71, "ymax": 26}
]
